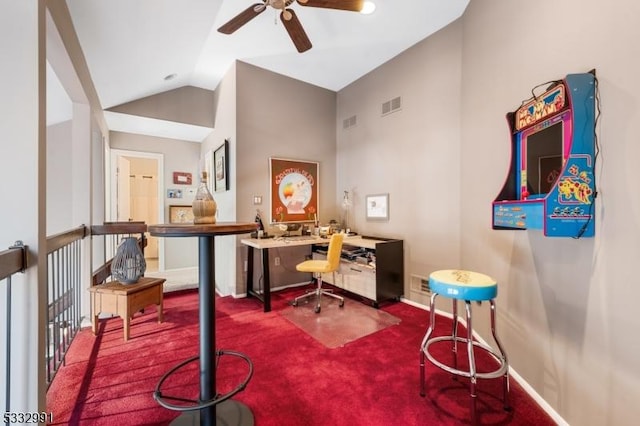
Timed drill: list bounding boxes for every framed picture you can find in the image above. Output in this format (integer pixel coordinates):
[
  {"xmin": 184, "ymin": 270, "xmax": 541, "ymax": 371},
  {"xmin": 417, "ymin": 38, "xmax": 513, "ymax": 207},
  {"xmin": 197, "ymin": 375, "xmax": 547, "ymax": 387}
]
[
  {"xmin": 173, "ymin": 171, "xmax": 192, "ymax": 185},
  {"xmin": 269, "ymin": 157, "xmax": 319, "ymax": 223},
  {"xmin": 169, "ymin": 205, "xmax": 194, "ymax": 224},
  {"xmin": 214, "ymin": 140, "xmax": 229, "ymax": 192},
  {"xmin": 167, "ymin": 188, "xmax": 183, "ymax": 199},
  {"xmin": 365, "ymin": 193, "xmax": 389, "ymax": 221}
]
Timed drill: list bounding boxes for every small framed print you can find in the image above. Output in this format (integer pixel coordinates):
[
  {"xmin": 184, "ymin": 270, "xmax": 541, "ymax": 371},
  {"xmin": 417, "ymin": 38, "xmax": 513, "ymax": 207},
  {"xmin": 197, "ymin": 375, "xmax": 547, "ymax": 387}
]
[
  {"xmin": 365, "ymin": 193, "xmax": 389, "ymax": 221},
  {"xmin": 173, "ymin": 171, "xmax": 192, "ymax": 185},
  {"xmin": 169, "ymin": 205, "xmax": 194, "ymax": 224},
  {"xmin": 167, "ymin": 188, "xmax": 183, "ymax": 199},
  {"xmin": 214, "ymin": 140, "xmax": 229, "ymax": 192}
]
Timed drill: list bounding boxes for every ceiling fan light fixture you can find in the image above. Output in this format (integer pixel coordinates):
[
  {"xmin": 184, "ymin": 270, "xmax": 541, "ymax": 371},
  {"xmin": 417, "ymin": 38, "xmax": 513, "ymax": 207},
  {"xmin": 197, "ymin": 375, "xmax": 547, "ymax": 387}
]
[
  {"xmin": 219, "ymin": 0, "xmax": 365, "ymax": 52},
  {"xmin": 360, "ymin": 1, "xmax": 376, "ymax": 15}
]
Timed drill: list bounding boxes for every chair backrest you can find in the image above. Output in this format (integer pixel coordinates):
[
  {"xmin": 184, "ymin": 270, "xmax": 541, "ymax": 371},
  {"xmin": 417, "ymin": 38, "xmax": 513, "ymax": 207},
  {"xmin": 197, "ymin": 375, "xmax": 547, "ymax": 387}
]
[{"xmin": 325, "ymin": 232, "xmax": 344, "ymax": 272}]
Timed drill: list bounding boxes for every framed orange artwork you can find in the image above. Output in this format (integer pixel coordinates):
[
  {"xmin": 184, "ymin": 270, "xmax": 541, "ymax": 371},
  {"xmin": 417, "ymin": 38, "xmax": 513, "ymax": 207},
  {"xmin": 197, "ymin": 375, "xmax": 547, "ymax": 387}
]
[{"xmin": 269, "ymin": 157, "xmax": 319, "ymax": 224}]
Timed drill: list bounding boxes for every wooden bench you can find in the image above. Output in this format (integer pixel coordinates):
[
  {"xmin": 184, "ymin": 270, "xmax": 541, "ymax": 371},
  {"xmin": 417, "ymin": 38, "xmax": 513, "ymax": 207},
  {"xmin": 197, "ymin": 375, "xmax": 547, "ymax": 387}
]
[{"xmin": 89, "ymin": 276, "xmax": 166, "ymax": 341}]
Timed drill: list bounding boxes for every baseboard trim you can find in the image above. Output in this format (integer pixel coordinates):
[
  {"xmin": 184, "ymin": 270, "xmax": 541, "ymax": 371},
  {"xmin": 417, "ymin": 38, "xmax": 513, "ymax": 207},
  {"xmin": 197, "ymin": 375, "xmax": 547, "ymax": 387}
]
[{"xmin": 400, "ymin": 297, "xmax": 567, "ymax": 426}]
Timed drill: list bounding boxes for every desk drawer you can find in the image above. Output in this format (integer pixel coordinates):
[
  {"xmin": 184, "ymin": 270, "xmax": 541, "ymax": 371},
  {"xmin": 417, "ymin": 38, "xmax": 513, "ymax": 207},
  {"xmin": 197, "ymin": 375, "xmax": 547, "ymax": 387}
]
[{"xmin": 340, "ymin": 264, "xmax": 375, "ymax": 300}]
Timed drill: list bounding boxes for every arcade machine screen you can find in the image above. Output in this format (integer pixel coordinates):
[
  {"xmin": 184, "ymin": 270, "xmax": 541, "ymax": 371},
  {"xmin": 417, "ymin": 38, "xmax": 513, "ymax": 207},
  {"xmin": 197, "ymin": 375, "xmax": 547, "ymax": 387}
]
[{"xmin": 522, "ymin": 121, "xmax": 564, "ymax": 199}]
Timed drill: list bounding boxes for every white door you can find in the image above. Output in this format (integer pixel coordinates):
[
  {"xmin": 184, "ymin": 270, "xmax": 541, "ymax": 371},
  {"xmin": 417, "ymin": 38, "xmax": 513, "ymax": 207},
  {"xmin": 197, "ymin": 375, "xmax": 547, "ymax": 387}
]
[
  {"xmin": 110, "ymin": 149, "xmax": 165, "ymax": 271},
  {"xmin": 117, "ymin": 156, "xmax": 131, "ymax": 222},
  {"xmin": 130, "ymin": 174, "xmax": 159, "ymax": 258}
]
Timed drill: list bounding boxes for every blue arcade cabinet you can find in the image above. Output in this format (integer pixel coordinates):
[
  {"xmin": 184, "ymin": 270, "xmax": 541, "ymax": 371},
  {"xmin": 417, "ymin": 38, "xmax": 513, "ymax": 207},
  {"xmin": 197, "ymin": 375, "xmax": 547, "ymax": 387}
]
[{"xmin": 492, "ymin": 71, "xmax": 597, "ymax": 238}]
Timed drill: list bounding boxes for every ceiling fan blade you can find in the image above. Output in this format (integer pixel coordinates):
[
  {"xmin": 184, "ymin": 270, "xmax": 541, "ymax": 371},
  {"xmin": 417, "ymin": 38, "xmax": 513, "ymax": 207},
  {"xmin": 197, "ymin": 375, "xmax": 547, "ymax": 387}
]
[
  {"xmin": 218, "ymin": 3, "xmax": 267, "ymax": 34},
  {"xmin": 280, "ymin": 9, "xmax": 312, "ymax": 53},
  {"xmin": 296, "ymin": 0, "xmax": 364, "ymax": 12}
]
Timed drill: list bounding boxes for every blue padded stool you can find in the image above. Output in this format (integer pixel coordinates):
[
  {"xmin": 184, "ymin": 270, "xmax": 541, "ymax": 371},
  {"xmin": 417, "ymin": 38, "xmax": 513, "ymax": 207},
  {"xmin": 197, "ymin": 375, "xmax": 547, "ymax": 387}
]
[{"xmin": 419, "ymin": 270, "xmax": 510, "ymax": 424}]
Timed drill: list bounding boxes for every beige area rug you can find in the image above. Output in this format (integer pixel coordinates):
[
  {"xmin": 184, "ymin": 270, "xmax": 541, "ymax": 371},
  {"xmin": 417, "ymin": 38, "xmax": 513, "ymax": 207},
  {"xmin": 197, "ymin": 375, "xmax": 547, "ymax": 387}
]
[{"xmin": 280, "ymin": 296, "xmax": 401, "ymax": 348}]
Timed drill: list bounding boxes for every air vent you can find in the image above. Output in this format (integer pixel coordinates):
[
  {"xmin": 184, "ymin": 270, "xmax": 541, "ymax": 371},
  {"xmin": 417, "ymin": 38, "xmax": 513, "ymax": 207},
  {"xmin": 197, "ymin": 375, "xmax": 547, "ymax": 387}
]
[
  {"xmin": 410, "ymin": 274, "xmax": 431, "ymax": 295},
  {"xmin": 382, "ymin": 96, "xmax": 402, "ymax": 116},
  {"xmin": 342, "ymin": 115, "xmax": 357, "ymax": 129}
]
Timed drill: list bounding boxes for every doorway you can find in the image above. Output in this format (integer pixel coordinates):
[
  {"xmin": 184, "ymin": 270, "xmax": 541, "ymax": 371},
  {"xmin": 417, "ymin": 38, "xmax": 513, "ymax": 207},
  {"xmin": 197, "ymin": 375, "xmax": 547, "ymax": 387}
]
[{"xmin": 109, "ymin": 149, "xmax": 165, "ymax": 272}]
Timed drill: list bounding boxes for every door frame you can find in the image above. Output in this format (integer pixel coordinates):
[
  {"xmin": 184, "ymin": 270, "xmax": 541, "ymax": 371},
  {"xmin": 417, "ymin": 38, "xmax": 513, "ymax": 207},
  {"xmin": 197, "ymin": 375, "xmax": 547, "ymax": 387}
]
[{"xmin": 108, "ymin": 149, "xmax": 166, "ymax": 271}]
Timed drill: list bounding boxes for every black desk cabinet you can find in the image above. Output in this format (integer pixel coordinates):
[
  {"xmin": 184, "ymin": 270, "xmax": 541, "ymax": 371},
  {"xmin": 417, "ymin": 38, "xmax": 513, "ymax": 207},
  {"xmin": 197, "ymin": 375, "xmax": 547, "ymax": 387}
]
[{"xmin": 312, "ymin": 236, "xmax": 404, "ymax": 308}]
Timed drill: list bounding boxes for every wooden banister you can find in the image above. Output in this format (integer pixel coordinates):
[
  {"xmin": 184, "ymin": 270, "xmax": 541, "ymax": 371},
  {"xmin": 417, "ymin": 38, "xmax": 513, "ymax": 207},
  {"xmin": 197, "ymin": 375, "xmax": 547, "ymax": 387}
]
[{"xmin": 91, "ymin": 221, "xmax": 147, "ymax": 236}]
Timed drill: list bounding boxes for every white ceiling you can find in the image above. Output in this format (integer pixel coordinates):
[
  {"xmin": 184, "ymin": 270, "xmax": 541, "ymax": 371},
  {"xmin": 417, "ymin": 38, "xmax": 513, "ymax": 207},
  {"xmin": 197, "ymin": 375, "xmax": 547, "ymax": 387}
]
[{"xmin": 61, "ymin": 0, "xmax": 469, "ymax": 140}]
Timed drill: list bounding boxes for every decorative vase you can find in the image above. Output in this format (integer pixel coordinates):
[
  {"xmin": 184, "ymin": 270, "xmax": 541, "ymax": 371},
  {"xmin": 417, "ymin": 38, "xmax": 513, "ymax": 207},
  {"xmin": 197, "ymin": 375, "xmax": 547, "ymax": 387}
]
[
  {"xmin": 111, "ymin": 236, "xmax": 146, "ymax": 284},
  {"xmin": 192, "ymin": 171, "xmax": 217, "ymax": 224}
]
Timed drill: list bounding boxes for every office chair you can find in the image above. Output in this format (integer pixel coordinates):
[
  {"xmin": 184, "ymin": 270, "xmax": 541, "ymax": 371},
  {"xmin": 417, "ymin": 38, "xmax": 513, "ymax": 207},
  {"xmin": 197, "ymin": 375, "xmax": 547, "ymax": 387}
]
[{"xmin": 291, "ymin": 232, "xmax": 345, "ymax": 313}]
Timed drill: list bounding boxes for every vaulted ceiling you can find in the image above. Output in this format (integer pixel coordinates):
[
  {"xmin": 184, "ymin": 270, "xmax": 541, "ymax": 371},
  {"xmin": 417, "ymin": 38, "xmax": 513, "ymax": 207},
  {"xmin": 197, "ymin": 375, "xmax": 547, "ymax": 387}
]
[{"xmin": 52, "ymin": 0, "xmax": 470, "ymax": 139}]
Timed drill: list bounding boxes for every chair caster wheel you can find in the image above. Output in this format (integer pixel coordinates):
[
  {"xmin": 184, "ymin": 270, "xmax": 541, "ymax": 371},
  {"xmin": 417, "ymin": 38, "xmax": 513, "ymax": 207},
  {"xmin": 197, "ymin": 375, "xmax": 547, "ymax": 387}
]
[
  {"xmin": 339, "ymin": 301, "xmax": 344, "ymax": 308},
  {"xmin": 314, "ymin": 306, "xmax": 321, "ymax": 313},
  {"xmin": 292, "ymin": 300, "xmax": 298, "ymax": 307}
]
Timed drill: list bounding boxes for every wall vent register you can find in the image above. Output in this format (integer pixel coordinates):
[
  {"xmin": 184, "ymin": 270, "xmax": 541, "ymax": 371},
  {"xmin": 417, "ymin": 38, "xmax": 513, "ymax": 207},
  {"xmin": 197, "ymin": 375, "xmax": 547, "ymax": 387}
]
[
  {"xmin": 343, "ymin": 115, "xmax": 357, "ymax": 129},
  {"xmin": 382, "ymin": 96, "xmax": 402, "ymax": 116},
  {"xmin": 410, "ymin": 274, "xmax": 431, "ymax": 295}
]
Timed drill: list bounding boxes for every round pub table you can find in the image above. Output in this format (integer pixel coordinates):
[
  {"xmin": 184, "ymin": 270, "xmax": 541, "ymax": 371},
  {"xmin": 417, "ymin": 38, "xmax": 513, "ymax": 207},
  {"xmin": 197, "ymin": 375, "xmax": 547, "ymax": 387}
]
[{"xmin": 149, "ymin": 222, "xmax": 257, "ymax": 426}]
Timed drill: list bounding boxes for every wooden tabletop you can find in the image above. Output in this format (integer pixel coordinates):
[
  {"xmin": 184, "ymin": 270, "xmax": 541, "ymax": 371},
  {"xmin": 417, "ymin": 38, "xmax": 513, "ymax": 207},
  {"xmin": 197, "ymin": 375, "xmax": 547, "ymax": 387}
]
[{"xmin": 148, "ymin": 222, "xmax": 257, "ymax": 237}]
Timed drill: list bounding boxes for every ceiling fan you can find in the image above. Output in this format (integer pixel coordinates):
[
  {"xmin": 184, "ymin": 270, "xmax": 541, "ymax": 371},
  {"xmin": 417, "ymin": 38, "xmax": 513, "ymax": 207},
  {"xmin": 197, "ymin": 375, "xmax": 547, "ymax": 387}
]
[{"xmin": 217, "ymin": 0, "xmax": 365, "ymax": 53}]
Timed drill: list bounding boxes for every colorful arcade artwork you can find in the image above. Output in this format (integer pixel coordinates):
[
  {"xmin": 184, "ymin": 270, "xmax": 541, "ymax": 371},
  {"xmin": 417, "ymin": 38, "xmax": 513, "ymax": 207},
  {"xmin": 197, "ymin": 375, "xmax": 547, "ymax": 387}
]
[
  {"xmin": 492, "ymin": 71, "xmax": 597, "ymax": 237},
  {"xmin": 269, "ymin": 157, "xmax": 319, "ymax": 223}
]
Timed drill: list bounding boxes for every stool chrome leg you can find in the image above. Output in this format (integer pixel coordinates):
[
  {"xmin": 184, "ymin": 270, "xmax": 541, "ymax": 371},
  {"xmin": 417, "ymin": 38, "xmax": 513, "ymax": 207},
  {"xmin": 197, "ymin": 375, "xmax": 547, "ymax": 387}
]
[
  {"xmin": 465, "ymin": 301, "xmax": 478, "ymax": 425},
  {"xmin": 419, "ymin": 271, "xmax": 509, "ymax": 424},
  {"xmin": 420, "ymin": 292, "xmax": 438, "ymax": 397},
  {"xmin": 490, "ymin": 299, "xmax": 511, "ymax": 411},
  {"xmin": 451, "ymin": 299, "xmax": 459, "ymax": 375}
]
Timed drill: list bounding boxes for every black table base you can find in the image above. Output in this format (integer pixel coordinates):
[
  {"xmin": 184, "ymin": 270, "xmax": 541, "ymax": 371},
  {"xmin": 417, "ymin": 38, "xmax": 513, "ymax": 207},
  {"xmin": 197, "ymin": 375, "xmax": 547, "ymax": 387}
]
[
  {"xmin": 149, "ymin": 224, "xmax": 258, "ymax": 426},
  {"xmin": 169, "ymin": 400, "xmax": 254, "ymax": 426}
]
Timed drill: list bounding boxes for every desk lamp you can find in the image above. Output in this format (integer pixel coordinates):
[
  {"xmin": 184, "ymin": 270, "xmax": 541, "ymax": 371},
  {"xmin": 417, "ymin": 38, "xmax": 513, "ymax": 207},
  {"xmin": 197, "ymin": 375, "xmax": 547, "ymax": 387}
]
[{"xmin": 341, "ymin": 190, "xmax": 352, "ymax": 232}]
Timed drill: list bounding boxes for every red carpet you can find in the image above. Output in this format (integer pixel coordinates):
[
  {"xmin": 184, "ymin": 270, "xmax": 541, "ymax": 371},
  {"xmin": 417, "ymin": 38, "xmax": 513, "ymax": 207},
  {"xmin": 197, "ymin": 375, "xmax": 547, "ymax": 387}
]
[{"xmin": 47, "ymin": 288, "xmax": 556, "ymax": 425}]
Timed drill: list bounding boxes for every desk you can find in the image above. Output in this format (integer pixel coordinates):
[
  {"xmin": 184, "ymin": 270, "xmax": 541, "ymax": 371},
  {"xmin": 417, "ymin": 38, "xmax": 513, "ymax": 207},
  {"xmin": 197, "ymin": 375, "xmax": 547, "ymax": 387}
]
[
  {"xmin": 241, "ymin": 235, "xmax": 404, "ymax": 311},
  {"xmin": 241, "ymin": 235, "xmax": 361, "ymax": 312},
  {"xmin": 149, "ymin": 222, "xmax": 257, "ymax": 426},
  {"xmin": 89, "ymin": 276, "xmax": 165, "ymax": 341}
]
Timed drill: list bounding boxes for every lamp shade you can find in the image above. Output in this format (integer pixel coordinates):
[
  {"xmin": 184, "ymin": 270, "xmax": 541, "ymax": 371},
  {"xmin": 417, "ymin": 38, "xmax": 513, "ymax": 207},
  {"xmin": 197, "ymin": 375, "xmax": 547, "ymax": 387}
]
[{"xmin": 111, "ymin": 236, "xmax": 146, "ymax": 284}]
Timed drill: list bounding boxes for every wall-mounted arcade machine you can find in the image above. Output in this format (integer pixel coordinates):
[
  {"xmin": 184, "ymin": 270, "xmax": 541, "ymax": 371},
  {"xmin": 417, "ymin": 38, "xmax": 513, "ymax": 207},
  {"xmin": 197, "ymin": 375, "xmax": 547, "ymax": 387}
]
[{"xmin": 492, "ymin": 71, "xmax": 597, "ymax": 237}]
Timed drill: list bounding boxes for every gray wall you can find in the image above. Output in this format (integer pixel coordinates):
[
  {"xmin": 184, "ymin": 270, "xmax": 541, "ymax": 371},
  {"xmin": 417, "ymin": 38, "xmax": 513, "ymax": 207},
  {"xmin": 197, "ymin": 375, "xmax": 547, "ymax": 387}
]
[
  {"xmin": 47, "ymin": 120, "xmax": 73, "ymax": 235},
  {"xmin": 109, "ymin": 131, "xmax": 200, "ymax": 270},
  {"xmin": 91, "ymin": 120, "xmax": 106, "ymax": 284},
  {"xmin": 201, "ymin": 62, "xmax": 238, "ymax": 295},
  {"xmin": 108, "ymin": 86, "xmax": 215, "ymax": 128},
  {"xmin": 337, "ymin": 19, "xmax": 464, "ymax": 303},
  {"xmin": 334, "ymin": 0, "xmax": 640, "ymax": 424},
  {"xmin": 234, "ymin": 62, "xmax": 338, "ymax": 293},
  {"xmin": 0, "ymin": 2, "xmax": 47, "ymax": 412},
  {"xmin": 461, "ymin": 1, "xmax": 639, "ymax": 424}
]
